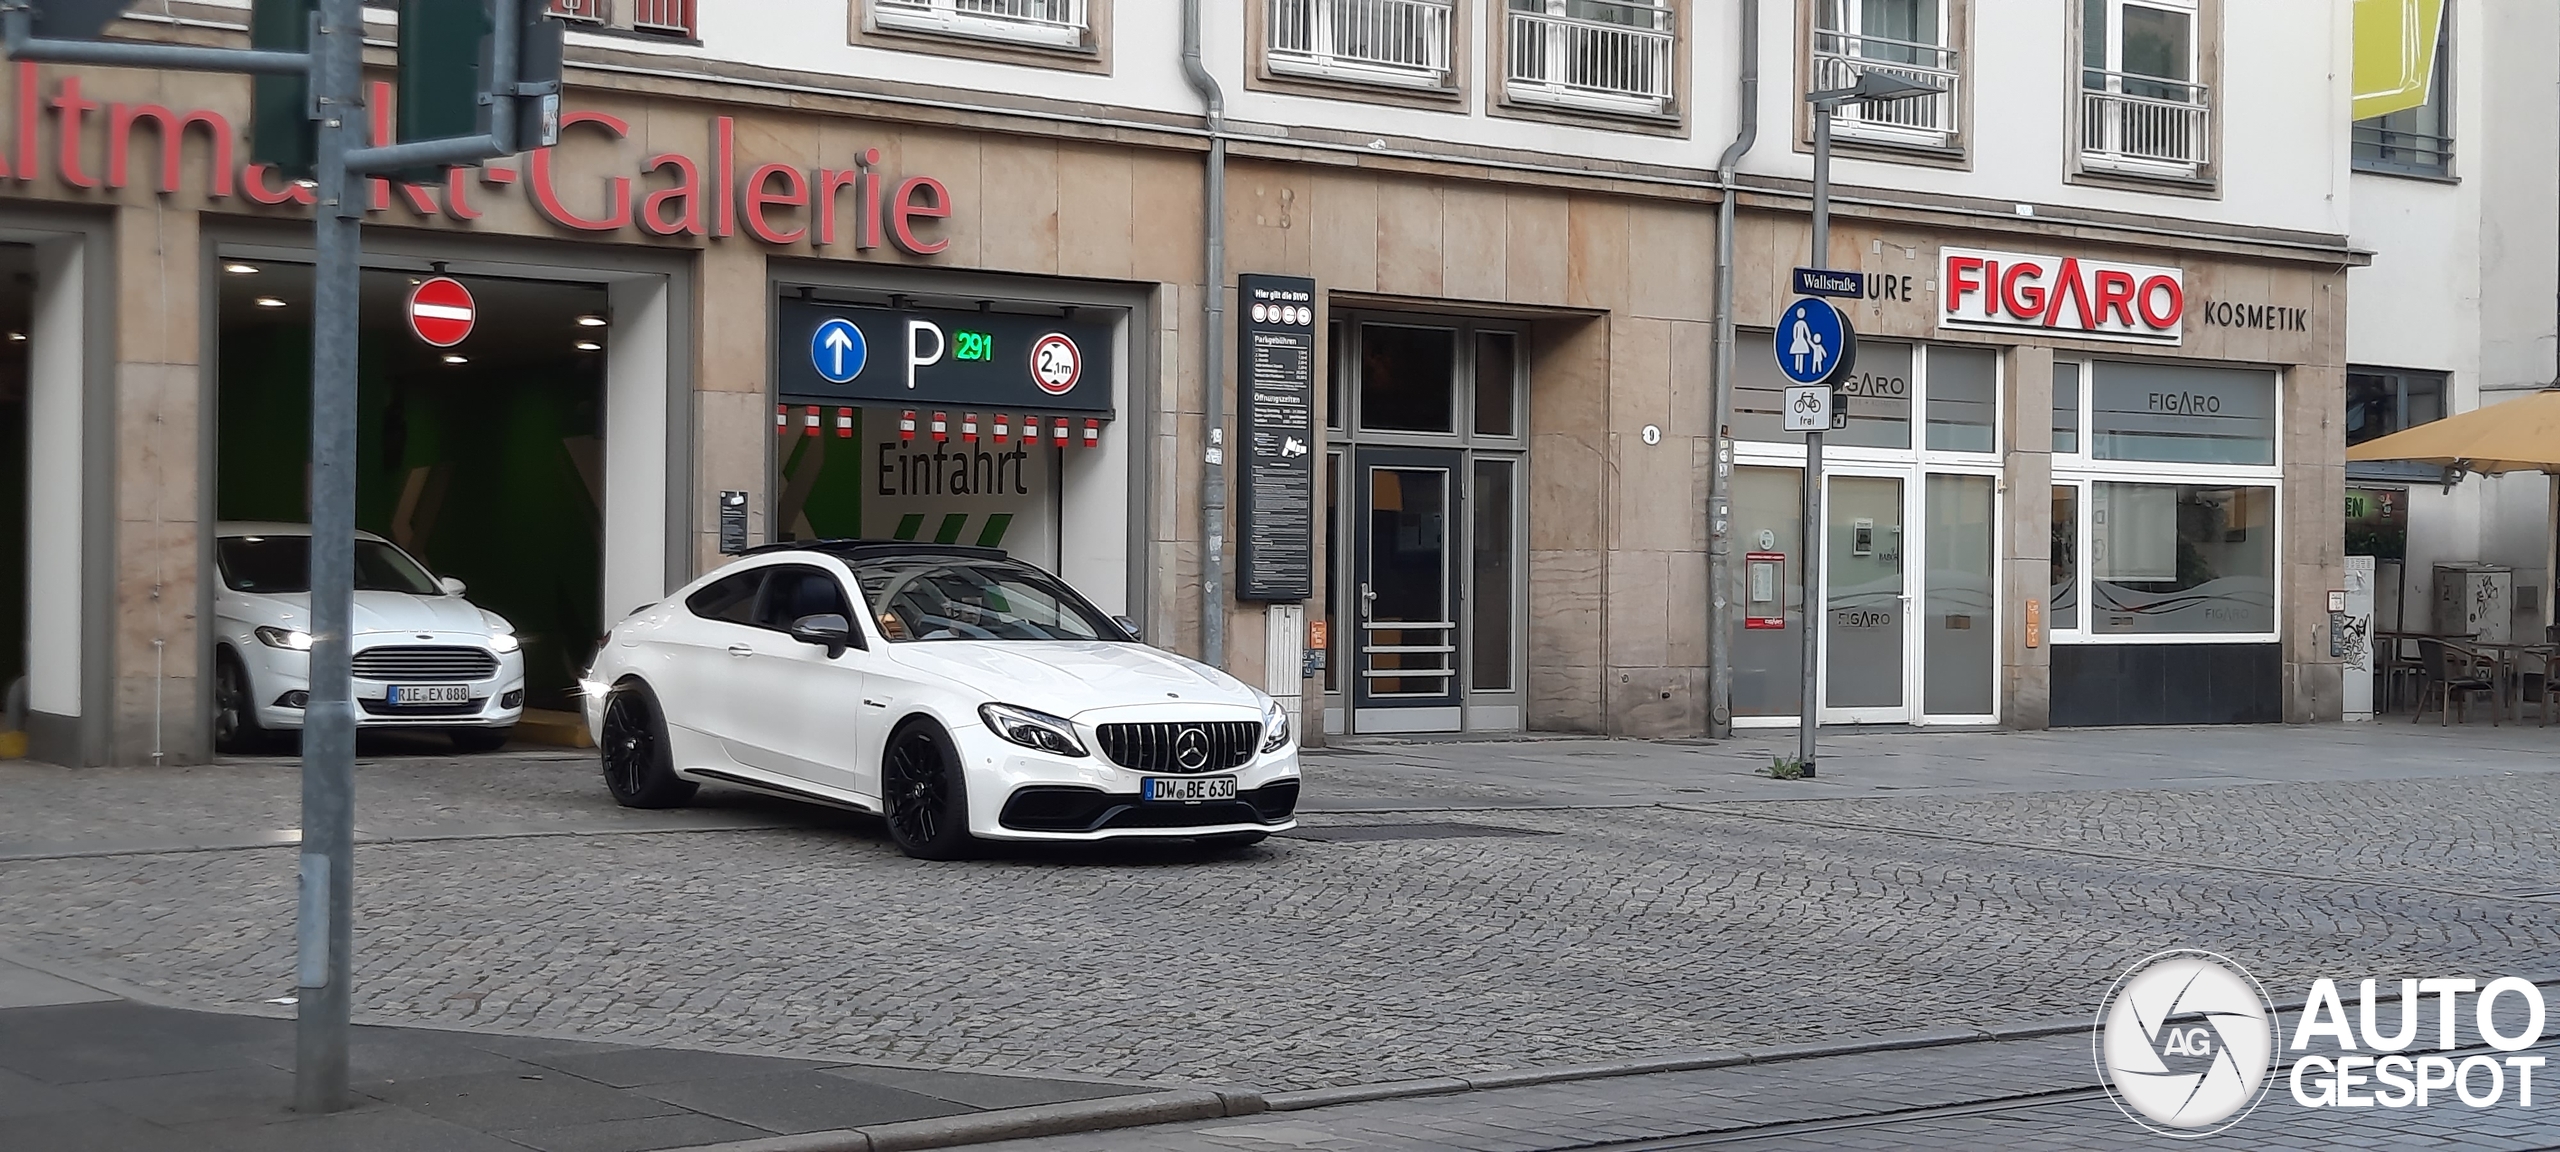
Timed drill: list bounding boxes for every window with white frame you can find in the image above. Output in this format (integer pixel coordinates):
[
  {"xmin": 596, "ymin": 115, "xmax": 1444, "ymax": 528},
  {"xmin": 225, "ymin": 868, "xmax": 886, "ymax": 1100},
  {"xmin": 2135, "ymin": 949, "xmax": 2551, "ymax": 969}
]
[
  {"xmin": 2079, "ymin": 0, "xmax": 2211, "ymax": 178},
  {"xmin": 2352, "ymin": 11, "xmax": 2452, "ymax": 177},
  {"xmin": 1812, "ymin": 0, "xmax": 1962, "ymax": 149},
  {"xmin": 1504, "ymin": 0, "xmax": 1674, "ymax": 116},
  {"xmin": 1266, "ymin": 0, "xmax": 1456, "ymax": 89},
  {"xmin": 2050, "ymin": 359, "xmax": 2279, "ymax": 641},
  {"xmin": 875, "ymin": 0, "xmax": 1090, "ymax": 50}
]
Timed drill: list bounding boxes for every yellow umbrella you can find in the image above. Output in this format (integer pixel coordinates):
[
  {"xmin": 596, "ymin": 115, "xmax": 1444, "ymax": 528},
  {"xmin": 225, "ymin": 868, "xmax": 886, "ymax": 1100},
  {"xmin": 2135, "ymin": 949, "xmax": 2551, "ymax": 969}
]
[{"xmin": 2346, "ymin": 388, "xmax": 2560, "ymax": 475}]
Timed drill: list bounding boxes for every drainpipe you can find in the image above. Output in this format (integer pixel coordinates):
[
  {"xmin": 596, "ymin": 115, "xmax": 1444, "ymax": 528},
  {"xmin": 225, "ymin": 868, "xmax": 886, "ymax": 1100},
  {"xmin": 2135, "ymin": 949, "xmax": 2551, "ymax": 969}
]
[
  {"xmin": 1181, "ymin": 0, "xmax": 1228, "ymax": 669},
  {"xmin": 1706, "ymin": 0, "xmax": 1759, "ymax": 738}
]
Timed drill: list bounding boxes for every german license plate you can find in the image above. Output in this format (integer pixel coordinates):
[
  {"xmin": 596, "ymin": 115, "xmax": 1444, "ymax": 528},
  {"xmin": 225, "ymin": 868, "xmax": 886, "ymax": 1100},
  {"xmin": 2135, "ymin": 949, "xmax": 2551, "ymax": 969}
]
[
  {"xmin": 387, "ymin": 684, "xmax": 471, "ymax": 706},
  {"xmin": 1143, "ymin": 776, "xmax": 1238, "ymax": 803}
]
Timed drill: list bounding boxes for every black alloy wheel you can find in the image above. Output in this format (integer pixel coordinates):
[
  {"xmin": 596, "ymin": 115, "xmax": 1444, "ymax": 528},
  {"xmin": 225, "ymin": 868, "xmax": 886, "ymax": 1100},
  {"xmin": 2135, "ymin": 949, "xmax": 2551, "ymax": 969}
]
[
  {"xmin": 213, "ymin": 653, "xmax": 267, "ymax": 755},
  {"xmin": 882, "ymin": 722, "xmax": 973, "ymax": 860},
  {"xmin": 599, "ymin": 682, "xmax": 696, "ymax": 809}
]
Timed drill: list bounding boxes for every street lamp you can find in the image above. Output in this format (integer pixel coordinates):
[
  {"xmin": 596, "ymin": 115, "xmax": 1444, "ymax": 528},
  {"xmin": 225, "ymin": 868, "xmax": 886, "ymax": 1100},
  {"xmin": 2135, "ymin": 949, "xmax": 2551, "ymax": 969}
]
[{"xmin": 1793, "ymin": 67, "xmax": 1942, "ymax": 778}]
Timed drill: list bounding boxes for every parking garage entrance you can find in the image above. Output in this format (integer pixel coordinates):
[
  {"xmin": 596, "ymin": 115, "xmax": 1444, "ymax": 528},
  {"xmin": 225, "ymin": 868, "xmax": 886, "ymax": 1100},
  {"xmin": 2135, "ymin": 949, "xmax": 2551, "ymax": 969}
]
[{"xmin": 214, "ymin": 261, "xmax": 610, "ymax": 718}]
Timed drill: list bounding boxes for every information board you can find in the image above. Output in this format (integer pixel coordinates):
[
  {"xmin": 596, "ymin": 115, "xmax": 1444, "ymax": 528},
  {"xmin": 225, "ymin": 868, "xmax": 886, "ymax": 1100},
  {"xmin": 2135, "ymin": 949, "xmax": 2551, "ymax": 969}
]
[
  {"xmin": 1236, "ymin": 274, "xmax": 1318, "ymax": 601},
  {"xmin": 775, "ymin": 298, "xmax": 1115, "ymax": 415}
]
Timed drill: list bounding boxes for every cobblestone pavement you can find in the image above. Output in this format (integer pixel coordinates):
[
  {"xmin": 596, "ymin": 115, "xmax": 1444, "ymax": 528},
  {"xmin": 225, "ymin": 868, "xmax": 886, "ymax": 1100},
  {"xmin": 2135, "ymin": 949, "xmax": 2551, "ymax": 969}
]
[{"xmin": 6, "ymin": 724, "xmax": 2560, "ymax": 1111}]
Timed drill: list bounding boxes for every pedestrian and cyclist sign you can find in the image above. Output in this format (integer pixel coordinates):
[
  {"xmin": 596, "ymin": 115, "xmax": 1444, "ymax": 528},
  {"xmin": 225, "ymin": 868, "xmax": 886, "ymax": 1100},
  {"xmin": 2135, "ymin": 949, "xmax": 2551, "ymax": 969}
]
[{"xmin": 1774, "ymin": 295, "xmax": 1857, "ymax": 433}]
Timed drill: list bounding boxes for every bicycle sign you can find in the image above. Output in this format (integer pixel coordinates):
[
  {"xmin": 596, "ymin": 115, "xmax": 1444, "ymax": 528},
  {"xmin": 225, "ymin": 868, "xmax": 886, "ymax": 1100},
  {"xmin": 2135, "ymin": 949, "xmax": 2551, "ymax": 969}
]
[{"xmin": 1782, "ymin": 384, "xmax": 1831, "ymax": 432}]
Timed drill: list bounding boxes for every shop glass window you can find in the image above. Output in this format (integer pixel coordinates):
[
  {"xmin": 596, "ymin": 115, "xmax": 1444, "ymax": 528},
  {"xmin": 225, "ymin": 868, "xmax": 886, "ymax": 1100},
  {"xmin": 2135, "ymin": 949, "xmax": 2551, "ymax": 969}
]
[
  {"xmin": 1326, "ymin": 320, "xmax": 1345, "ymax": 429},
  {"xmin": 1923, "ymin": 473, "xmax": 1995, "ymax": 716},
  {"xmin": 2088, "ymin": 361, "xmax": 2275, "ymax": 465},
  {"xmin": 1731, "ymin": 328, "xmax": 1794, "ymax": 442},
  {"xmin": 1324, "ymin": 449, "xmax": 1342, "ymax": 693},
  {"xmin": 2054, "ymin": 360, "xmax": 2082, "ymax": 454},
  {"xmin": 1474, "ymin": 331, "xmax": 1519, "ymax": 438},
  {"xmin": 2352, "ymin": 7, "xmax": 2451, "ymax": 177},
  {"xmin": 2050, "ymin": 486, "xmax": 2078, "ymax": 630},
  {"xmin": 2345, "ymin": 367, "xmax": 2445, "ymax": 447},
  {"xmin": 1830, "ymin": 339, "xmax": 1913, "ymax": 450},
  {"xmin": 1358, "ymin": 324, "xmax": 1456, "ymax": 433},
  {"xmin": 1470, "ymin": 458, "xmax": 1517, "ymax": 692},
  {"xmin": 2088, "ymin": 483, "xmax": 2274, "ymax": 635},
  {"xmin": 1728, "ymin": 465, "xmax": 1805, "ymax": 716},
  {"xmin": 1924, "ymin": 344, "xmax": 1996, "ymax": 453}
]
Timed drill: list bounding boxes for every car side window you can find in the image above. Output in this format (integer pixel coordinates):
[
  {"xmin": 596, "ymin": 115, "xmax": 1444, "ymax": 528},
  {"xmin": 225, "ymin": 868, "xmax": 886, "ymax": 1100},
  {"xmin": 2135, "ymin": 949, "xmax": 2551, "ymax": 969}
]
[
  {"xmin": 685, "ymin": 570, "xmax": 764, "ymax": 625},
  {"xmin": 754, "ymin": 565, "xmax": 858, "ymax": 641}
]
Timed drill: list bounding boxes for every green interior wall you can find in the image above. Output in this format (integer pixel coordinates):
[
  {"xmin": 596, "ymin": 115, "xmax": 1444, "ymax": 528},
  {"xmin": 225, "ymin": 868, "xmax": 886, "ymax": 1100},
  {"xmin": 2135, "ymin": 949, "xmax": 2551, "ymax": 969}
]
[
  {"xmin": 780, "ymin": 407, "xmax": 865, "ymax": 541},
  {"xmin": 217, "ymin": 318, "xmax": 605, "ymax": 712}
]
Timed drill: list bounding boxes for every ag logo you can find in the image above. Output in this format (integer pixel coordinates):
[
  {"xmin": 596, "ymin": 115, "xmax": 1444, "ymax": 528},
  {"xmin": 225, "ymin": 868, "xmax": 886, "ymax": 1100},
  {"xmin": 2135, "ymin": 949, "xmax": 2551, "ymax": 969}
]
[
  {"xmin": 1173, "ymin": 727, "xmax": 1209, "ymax": 772},
  {"xmin": 2095, "ymin": 950, "xmax": 2275, "ymax": 1137}
]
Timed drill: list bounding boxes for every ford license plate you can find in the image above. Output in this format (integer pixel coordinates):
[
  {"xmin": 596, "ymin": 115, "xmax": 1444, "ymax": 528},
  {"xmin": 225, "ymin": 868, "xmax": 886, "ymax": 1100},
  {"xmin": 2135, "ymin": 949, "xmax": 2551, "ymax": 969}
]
[
  {"xmin": 387, "ymin": 684, "xmax": 471, "ymax": 706},
  {"xmin": 1143, "ymin": 776, "xmax": 1238, "ymax": 803}
]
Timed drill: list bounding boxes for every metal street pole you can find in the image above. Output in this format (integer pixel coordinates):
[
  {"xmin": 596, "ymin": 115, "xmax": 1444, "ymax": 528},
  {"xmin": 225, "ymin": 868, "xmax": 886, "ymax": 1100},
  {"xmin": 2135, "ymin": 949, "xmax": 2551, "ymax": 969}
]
[
  {"xmin": 1798, "ymin": 102, "xmax": 1831, "ymax": 777},
  {"xmin": 294, "ymin": 0, "xmax": 363, "ymax": 1114}
]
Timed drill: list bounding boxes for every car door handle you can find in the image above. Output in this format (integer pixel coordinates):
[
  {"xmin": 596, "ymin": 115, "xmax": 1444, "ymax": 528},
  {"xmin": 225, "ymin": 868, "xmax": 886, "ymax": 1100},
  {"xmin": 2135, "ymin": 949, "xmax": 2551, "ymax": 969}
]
[{"xmin": 727, "ymin": 644, "xmax": 754, "ymax": 658}]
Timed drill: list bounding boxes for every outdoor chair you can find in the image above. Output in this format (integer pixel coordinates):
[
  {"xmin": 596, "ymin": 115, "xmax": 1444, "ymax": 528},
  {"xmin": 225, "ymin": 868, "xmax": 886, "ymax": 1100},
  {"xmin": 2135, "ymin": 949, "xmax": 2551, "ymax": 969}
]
[{"xmin": 2414, "ymin": 638, "xmax": 2498, "ymax": 726}]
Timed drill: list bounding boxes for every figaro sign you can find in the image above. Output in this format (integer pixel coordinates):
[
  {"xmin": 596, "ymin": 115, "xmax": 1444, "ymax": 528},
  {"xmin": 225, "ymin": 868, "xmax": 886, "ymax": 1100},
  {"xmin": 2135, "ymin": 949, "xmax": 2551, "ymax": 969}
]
[{"xmin": 1940, "ymin": 246, "xmax": 2184, "ymax": 346}]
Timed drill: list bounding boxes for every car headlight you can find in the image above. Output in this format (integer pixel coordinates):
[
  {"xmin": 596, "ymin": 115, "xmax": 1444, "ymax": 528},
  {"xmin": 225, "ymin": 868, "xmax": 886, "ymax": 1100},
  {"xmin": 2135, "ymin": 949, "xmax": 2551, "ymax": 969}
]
[
  {"xmin": 979, "ymin": 703, "xmax": 1088, "ymax": 757},
  {"xmin": 490, "ymin": 633, "xmax": 520, "ymax": 654},
  {"xmin": 254, "ymin": 626, "xmax": 313, "ymax": 651},
  {"xmin": 1261, "ymin": 696, "xmax": 1292, "ymax": 753}
]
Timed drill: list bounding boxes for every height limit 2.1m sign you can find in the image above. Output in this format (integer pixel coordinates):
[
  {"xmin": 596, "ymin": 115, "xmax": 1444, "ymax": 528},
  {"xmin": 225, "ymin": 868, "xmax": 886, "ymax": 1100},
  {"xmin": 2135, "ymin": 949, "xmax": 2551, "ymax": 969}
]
[{"xmin": 1237, "ymin": 274, "xmax": 1317, "ymax": 601}]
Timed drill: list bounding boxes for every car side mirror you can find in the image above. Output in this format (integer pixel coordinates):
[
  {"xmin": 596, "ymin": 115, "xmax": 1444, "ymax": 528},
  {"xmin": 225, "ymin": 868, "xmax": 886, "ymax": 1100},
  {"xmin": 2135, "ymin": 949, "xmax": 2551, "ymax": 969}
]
[
  {"xmin": 439, "ymin": 576, "xmax": 467, "ymax": 596},
  {"xmin": 789, "ymin": 613, "xmax": 854, "ymax": 659},
  {"xmin": 1114, "ymin": 615, "xmax": 1142, "ymax": 641}
]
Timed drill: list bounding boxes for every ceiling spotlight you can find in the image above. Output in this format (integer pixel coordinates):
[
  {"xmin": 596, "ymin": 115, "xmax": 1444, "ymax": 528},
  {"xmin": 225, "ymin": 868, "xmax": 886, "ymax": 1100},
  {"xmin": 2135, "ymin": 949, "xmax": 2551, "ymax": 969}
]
[
  {"xmin": 223, "ymin": 263, "xmax": 259, "ymax": 275},
  {"xmin": 442, "ymin": 354, "xmax": 468, "ymax": 365},
  {"xmin": 6, "ymin": 332, "xmax": 23, "ymax": 342},
  {"xmin": 575, "ymin": 315, "xmax": 607, "ymax": 327},
  {"xmin": 255, "ymin": 296, "xmax": 288, "ymax": 308},
  {"xmin": 574, "ymin": 341, "xmax": 601, "ymax": 352}
]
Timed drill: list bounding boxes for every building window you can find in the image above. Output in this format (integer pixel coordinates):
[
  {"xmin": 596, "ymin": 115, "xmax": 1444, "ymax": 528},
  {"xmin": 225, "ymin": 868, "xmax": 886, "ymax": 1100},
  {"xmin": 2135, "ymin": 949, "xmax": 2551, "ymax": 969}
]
[
  {"xmin": 2088, "ymin": 484, "xmax": 2275, "ymax": 635},
  {"xmin": 1503, "ymin": 0, "xmax": 1674, "ymax": 117},
  {"xmin": 2352, "ymin": 17, "xmax": 2452, "ymax": 177},
  {"xmin": 1812, "ymin": 0, "xmax": 1962, "ymax": 150},
  {"xmin": 1266, "ymin": 0, "xmax": 1456, "ymax": 89},
  {"xmin": 544, "ymin": 0, "xmax": 694, "ymax": 38},
  {"xmin": 875, "ymin": 0, "xmax": 1090, "ymax": 49},
  {"xmin": 2079, "ymin": 0, "xmax": 2211, "ymax": 179},
  {"xmin": 2346, "ymin": 367, "xmax": 2446, "ymax": 447}
]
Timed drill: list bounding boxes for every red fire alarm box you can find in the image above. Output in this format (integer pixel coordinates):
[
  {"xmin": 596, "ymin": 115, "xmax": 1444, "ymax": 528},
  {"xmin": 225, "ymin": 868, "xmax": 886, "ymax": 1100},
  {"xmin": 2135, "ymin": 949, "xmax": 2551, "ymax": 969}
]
[{"xmin": 1745, "ymin": 551, "xmax": 1787, "ymax": 629}]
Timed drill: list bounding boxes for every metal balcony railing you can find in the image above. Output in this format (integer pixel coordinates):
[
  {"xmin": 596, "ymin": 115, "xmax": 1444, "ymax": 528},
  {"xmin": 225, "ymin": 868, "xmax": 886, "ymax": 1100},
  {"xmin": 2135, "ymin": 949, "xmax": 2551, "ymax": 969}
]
[
  {"xmin": 2080, "ymin": 69, "xmax": 2211, "ymax": 178},
  {"xmin": 1810, "ymin": 30, "xmax": 1959, "ymax": 148},
  {"xmin": 876, "ymin": 0, "xmax": 1089, "ymax": 49},
  {"xmin": 548, "ymin": 0, "xmax": 607, "ymax": 22},
  {"xmin": 2352, "ymin": 123, "xmax": 2453, "ymax": 177},
  {"xmin": 1505, "ymin": 1, "xmax": 1673, "ymax": 115},
  {"xmin": 1266, "ymin": 0, "xmax": 1455, "ymax": 89},
  {"xmin": 629, "ymin": 0, "xmax": 692, "ymax": 35}
]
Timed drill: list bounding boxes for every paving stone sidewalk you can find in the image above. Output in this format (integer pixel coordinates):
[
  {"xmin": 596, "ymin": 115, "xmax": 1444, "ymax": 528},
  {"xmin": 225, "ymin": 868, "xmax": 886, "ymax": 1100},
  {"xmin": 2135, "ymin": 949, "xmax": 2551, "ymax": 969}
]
[{"xmin": 0, "ymin": 956, "xmax": 1148, "ymax": 1152}]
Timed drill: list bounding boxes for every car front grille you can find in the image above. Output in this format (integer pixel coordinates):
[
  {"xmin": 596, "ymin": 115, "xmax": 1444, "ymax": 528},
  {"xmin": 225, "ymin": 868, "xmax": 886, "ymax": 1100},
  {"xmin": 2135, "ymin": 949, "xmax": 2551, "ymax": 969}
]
[
  {"xmin": 1095, "ymin": 721, "xmax": 1262, "ymax": 775},
  {"xmin": 352, "ymin": 646, "xmax": 499, "ymax": 682}
]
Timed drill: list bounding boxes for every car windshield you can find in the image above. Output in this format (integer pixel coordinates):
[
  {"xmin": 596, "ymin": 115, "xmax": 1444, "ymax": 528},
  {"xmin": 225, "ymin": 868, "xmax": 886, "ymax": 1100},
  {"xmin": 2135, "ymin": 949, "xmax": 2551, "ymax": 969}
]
[
  {"xmin": 218, "ymin": 535, "xmax": 444, "ymax": 596},
  {"xmin": 851, "ymin": 557, "xmax": 1123, "ymax": 643}
]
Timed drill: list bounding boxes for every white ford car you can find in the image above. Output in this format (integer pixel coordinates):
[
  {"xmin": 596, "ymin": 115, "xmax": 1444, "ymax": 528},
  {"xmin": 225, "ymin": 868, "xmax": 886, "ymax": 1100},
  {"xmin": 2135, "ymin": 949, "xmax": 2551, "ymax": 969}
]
[
  {"xmin": 581, "ymin": 543, "xmax": 1301, "ymax": 859},
  {"xmin": 212, "ymin": 522, "xmax": 527, "ymax": 753}
]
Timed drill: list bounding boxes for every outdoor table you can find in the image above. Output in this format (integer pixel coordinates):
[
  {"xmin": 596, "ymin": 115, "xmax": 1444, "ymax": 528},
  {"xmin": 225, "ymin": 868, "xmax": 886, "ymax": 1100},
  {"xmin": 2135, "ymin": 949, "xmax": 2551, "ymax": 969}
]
[
  {"xmin": 2467, "ymin": 641, "xmax": 2560, "ymax": 723},
  {"xmin": 2375, "ymin": 631, "xmax": 2477, "ymax": 714}
]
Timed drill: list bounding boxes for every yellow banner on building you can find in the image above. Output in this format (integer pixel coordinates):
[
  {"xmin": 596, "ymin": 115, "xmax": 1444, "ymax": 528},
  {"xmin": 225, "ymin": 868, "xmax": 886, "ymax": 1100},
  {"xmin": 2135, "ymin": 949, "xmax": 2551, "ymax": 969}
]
[{"xmin": 2353, "ymin": 0, "xmax": 2446, "ymax": 120}]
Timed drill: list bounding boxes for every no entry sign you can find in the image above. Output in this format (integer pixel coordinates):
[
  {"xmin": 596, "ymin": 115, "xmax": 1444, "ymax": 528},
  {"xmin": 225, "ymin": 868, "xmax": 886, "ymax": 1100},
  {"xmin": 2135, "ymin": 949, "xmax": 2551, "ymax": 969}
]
[{"xmin": 408, "ymin": 277, "xmax": 475, "ymax": 347}]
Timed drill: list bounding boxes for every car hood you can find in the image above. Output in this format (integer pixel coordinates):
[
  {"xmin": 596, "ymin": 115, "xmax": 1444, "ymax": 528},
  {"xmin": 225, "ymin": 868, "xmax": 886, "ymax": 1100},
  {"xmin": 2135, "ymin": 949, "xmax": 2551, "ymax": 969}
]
[
  {"xmin": 226, "ymin": 589, "xmax": 505, "ymax": 637},
  {"xmin": 884, "ymin": 641, "xmax": 1257, "ymax": 717}
]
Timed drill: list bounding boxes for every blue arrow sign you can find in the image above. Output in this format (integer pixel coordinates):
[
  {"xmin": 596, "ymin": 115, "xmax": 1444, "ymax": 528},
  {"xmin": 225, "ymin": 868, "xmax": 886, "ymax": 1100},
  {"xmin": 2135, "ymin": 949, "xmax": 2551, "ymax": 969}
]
[
  {"xmin": 1773, "ymin": 298, "xmax": 1850, "ymax": 385},
  {"xmin": 811, "ymin": 317, "xmax": 867, "ymax": 384}
]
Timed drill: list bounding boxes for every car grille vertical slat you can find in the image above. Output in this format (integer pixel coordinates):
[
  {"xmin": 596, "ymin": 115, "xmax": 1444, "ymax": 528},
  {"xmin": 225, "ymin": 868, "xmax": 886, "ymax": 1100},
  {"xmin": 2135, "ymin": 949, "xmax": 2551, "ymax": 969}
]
[{"xmin": 1095, "ymin": 721, "xmax": 1263, "ymax": 774}]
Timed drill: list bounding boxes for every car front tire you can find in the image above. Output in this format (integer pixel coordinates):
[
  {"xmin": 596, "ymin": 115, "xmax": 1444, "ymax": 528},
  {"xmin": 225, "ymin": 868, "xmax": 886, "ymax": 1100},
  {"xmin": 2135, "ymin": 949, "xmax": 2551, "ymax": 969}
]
[
  {"xmin": 213, "ymin": 650, "xmax": 270, "ymax": 755},
  {"xmin": 599, "ymin": 681, "xmax": 696, "ymax": 809},
  {"xmin": 882, "ymin": 720, "xmax": 975, "ymax": 861}
]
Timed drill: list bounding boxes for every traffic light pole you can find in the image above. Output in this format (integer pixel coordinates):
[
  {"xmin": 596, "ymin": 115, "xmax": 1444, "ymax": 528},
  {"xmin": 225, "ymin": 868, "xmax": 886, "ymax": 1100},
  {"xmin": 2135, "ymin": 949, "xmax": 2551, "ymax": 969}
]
[
  {"xmin": 3, "ymin": 0, "xmax": 540, "ymax": 1113},
  {"xmin": 294, "ymin": 0, "xmax": 363, "ymax": 1113}
]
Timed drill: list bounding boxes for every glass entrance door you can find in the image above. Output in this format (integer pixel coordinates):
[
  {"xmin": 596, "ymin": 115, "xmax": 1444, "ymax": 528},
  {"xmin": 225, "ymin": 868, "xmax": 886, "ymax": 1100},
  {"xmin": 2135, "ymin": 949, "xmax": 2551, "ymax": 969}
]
[
  {"xmin": 1352, "ymin": 448, "xmax": 1462, "ymax": 732},
  {"xmin": 1822, "ymin": 473, "xmax": 1910, "ymax": 722}
]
